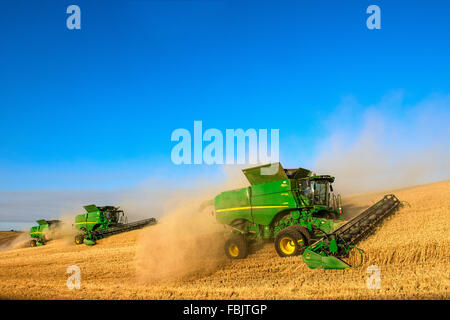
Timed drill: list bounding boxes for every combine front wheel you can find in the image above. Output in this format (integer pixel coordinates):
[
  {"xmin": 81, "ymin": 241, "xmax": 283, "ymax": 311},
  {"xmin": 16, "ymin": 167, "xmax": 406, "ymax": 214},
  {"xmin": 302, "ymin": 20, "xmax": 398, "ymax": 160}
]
[
  {"xmin": 289, "ymin": 225, "xmax": 311, "ymax": 245},
  {"xmin": 224, "ymin": 235, "xmax": 248, "ymax": 259},
  {"xmin": 29, "ymin": 240, "xmax": 37, "ymax": 247},
  {"xmin": 275, "ymin": 227, "xmax": 307, "ymax": 257},
  {"xmin": 74, "ymin": 234, "xmax": 84, "ymax": 245}
]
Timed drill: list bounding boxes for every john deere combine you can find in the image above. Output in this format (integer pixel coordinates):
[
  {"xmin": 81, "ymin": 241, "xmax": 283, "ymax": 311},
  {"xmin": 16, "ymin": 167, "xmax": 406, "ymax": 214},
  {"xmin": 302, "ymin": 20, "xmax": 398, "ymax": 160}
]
[
  {"xmin": 213, "ymin": 163, "xmax": 402, "ymax": 269},
  {"xmin": 74, "ymin": 205, "xmax": 156, "ymax": 245},
  {"xmin": 29, "ymin": 219, "xmax": 61, "ymax": 247}
]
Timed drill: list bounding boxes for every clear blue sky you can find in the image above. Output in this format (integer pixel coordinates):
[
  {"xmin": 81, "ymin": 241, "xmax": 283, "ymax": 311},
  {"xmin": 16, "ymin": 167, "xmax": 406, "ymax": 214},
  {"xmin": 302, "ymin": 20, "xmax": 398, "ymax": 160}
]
[{"xmin": 0, "ymin": 0, "xmax": 449, "ymax": 192}]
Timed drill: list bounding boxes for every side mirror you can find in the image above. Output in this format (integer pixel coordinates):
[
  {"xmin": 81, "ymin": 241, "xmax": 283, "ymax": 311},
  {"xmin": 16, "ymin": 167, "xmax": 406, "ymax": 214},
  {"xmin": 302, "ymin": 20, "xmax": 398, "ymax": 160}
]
[{"xmin": 330, "ymin": 184, "xmax": 334, "ymax": 192}]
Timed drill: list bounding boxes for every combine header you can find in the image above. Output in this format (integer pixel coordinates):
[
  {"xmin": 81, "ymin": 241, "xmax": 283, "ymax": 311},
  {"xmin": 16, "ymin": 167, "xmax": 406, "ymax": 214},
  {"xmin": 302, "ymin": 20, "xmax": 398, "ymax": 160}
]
[
  {"xmin": 303, "ymin": 194, "xmax": 402, "ymax": 269},
  {"xmin": 74, "ymin": 205, "xmax": 157, "ymax": 245},
  {"xmin": 212, "ymin": 163, "xmax": 403, "ymax": 269}
]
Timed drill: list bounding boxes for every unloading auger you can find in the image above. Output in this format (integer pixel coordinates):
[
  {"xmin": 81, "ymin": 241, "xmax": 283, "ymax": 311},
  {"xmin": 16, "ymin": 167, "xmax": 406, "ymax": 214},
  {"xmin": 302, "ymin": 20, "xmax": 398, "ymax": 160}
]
[{"xmin": 302, "ymin": 194, "xmax": 402, "ymax": 269}]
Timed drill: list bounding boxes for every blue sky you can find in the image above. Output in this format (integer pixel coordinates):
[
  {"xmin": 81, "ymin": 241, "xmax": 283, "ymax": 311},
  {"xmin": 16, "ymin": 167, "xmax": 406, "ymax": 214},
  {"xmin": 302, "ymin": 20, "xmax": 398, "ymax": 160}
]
[{"xmin": 0, "ymin": 1, "xmax": 449, "ymax": 222}]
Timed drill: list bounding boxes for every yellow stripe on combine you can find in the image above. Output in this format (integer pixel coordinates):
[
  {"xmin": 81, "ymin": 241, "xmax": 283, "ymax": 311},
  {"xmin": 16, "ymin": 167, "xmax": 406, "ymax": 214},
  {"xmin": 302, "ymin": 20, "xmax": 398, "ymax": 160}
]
[
  {"xmin": 74, "ymin": 221, "xmax": 98, "ymax": 225},
  {"xmin": 216, "ymin": 205, "xmax": 289, "ymax": 213}
]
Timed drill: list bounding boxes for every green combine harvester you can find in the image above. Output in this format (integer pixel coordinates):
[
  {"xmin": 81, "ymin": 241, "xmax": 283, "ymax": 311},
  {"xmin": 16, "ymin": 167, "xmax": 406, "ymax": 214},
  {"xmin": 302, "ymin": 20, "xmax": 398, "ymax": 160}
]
[
  {"xmin": 29, "ymin": 219, "xmax": 61, "ymax": 247},
  {"xmin": 213, "ymin": 163, "xmax": 402, "ymax": 269},
  {"xmin": 74, "ymin": 205, "xmax": 157, "ymax": 245}
]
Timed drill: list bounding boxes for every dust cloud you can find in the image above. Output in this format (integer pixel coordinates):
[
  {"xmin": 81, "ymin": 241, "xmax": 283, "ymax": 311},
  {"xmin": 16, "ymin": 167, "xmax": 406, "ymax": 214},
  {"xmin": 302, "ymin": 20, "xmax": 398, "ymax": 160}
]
[
  {"xmin": 51, "ymin": 213, "xmax": 80, "ymax": 246},
  {"xmin": 0, "ymin": 213, "xmax": 79, "ymax": 252},
  {"xmin": 43, "ymin": 205, "xmax": 83, "ymax": 247},
  {"xmin": 313, "ymin": 94, "xmax": 450, "ymax": 195},
  {"xmin": 0, "ymin": 232, "xmax": 30, "ymax": 251},
  {"xmin": 134, "ymin": 166, "xmax": 249, "ymax": 283}
]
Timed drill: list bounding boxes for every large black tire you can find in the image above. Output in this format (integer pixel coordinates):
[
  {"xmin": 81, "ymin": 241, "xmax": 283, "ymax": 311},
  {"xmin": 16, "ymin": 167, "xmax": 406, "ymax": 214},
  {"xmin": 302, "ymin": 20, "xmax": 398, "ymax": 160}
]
[
  {"xmin": 29, "ymin": 239, "xmax": 37, "ymax": 247},
  {"xmin": 274, "ymin": 226, "xmax": 308, "ymax": 257},
  {"xmin": 74, "ymin": 234, "xmax": 84, "ymax": 245},
  {"xmin": 289, "ymin": 225, "xmax": 312, "ymax": 246},
  {"xmin": 224, "ymin": 235, "xmax": 249, "ymax": 259}
]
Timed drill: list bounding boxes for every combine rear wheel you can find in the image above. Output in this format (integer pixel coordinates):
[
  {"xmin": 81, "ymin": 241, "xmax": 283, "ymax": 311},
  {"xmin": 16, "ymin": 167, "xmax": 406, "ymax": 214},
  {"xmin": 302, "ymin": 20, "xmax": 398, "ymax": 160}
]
[
  {"xmin": 275, "ymin": 226, "xmax": 308, "ymax": 257},
  {"xmin": 74, "ymin": 234, "xmax": 84, "ymax": 245},
  {"xmin": 224, "ymin": 235, "xmax": 248, "ymax": 259}
]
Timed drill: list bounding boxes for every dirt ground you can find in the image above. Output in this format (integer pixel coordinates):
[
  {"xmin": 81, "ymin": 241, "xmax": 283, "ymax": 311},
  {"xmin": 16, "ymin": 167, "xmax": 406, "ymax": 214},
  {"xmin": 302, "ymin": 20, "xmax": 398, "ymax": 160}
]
[
  {"xmin": 0, "ymin": 180, "xmax": 449, "ymax": 299},
  {"xmin": 0, "ymin": 231, "xmax": 24, "ymax": 247}
]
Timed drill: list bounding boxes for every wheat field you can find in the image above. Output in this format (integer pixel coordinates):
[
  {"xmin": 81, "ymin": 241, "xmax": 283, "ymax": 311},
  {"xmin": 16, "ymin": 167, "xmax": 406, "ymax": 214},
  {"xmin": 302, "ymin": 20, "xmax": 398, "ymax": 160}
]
[{"xmin": 0, "ymin": 180, "xmax": 449, "ymax": 299}]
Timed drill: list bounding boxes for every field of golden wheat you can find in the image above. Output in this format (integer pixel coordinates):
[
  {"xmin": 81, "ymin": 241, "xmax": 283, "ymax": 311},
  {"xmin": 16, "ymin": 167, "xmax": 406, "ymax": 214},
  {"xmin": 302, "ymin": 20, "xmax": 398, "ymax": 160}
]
[{"xmin": 0, "ymin": 180, "xmax": 449, "ymax": 299}]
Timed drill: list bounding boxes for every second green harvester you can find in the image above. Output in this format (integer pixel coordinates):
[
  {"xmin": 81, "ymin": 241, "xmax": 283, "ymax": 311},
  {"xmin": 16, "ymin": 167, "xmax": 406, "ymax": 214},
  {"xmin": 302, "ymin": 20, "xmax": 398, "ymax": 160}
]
[
  {"xmin": 213, "ymin": 163, "xmax": 402, "ymax": 269},
  {"xmin": 29, "ymin": 219, "xmax": 61, "ymax": 247},
  {"xmin": 74, "ymin": 205, "xmax": 157, "ymax": 245}
]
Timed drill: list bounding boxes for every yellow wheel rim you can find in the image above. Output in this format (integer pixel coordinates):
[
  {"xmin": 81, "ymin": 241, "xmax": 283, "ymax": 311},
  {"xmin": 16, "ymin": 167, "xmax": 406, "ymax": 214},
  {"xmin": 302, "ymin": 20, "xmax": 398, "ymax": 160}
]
[
  {"xmin": 228, "ymin": 244, "xmax": 239, "ymax": 257},
  {"xmin": 279, "ymin": 237, "xmax": 296, "ymax": 255}
]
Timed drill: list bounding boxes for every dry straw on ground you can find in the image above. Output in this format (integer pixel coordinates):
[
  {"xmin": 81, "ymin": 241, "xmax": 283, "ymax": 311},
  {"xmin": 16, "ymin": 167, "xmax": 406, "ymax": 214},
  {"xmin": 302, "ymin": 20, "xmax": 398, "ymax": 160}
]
[{"xmin": 0, "ymin": 180, "xmax": 449, "ymax": 299}]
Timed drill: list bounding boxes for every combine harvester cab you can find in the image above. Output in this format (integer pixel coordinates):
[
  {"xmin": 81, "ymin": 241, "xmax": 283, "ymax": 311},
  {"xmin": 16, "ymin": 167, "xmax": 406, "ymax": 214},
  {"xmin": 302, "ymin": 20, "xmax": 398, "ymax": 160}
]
[
  {"xmin": 214, "ymin": 163, "xmax": 403, "ymax": 269},
  {"xmin": 29, "ymin": 219, "xmax": 61, "ymax": 247},
  {"xmin": 214, "ymin": 162, "xmax": 344, "ymax": 260},
  {"xmin": 74, "ymin": 205, "xmax": 156, "ymax": 246}
]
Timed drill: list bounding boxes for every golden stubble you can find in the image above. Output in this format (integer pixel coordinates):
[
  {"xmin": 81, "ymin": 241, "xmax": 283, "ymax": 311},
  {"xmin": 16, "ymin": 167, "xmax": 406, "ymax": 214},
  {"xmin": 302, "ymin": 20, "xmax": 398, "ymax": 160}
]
[{"xmin": 0, "ymin": 179, "xmax": 448, "ymax": 299}]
